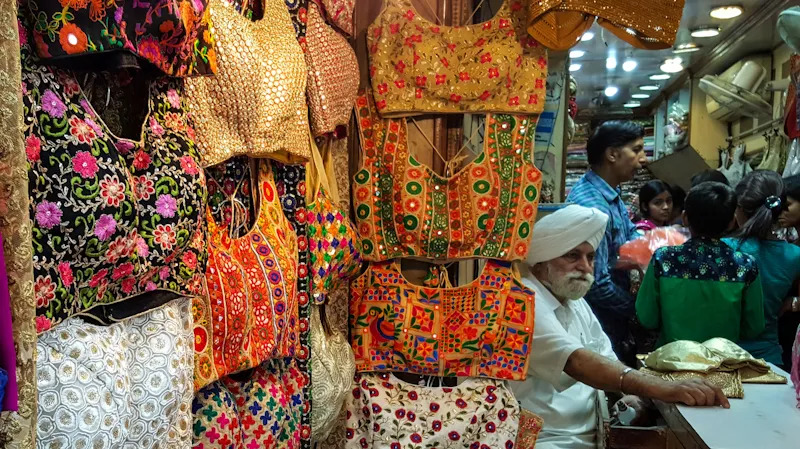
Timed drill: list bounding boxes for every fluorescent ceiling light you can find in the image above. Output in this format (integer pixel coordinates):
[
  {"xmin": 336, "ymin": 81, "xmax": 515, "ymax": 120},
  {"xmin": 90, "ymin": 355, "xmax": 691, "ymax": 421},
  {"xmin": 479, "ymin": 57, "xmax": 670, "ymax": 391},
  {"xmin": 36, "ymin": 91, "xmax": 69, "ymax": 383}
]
[
  {"xmin": 570, "ymin": 50, "xmax": 586, "ymax": 58},
  {"xmin": 623, "ymin": 102, "xmax": 641, "ymax": 108},
  {"xmin": 691, "ymin": 26, "xmax": 721, "ymax": 38},
  {"xmin": 632, "ymin": 93, "xmax": 650, "ymax": 99},
  {"xmin": 622, "ymin": 59, "xmax": 638, "ymax": 72},
  {"xmin": 581, "ymin": 32, "xmax": 594, "ymax": 42},
  {"xmin": 674, "ymin": 43, "xmax": 701, "ymax": 54},
  {"xmin": 640, "ymin": 85, "xmax": 660, "ymax": 91},
  {"xmin": 604, "ymin": 86, "xmax": 619, "ymax": 97},
  {"xmin": 660, "ymin": 57, "xmax": 684, "ymax": 73},
  {"xmin": 606, "ymin": 57, "xmax": 617, "ymax": 69},
  {"xmin": 710, "ymin": 5, "xmax": 743, "ymax": 20},
  {"xmin": 650, "ymin": 73, "xmax": 671, "ymax": 80},
  {"xmin": 569, "ymin": 63, "xmax": 582, "ymax": 72}
]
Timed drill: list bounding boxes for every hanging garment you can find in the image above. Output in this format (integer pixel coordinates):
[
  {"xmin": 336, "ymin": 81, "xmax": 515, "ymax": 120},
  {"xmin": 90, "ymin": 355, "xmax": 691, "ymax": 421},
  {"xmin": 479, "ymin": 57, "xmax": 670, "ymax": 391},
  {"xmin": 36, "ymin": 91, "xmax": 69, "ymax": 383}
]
[
  {"xmin": 0, "ymin": 235, "xmax": 18, "ymax": 412},
  {"xmin": 285, "ymin": 0, "xmax": 310, "ymax": 44},
  {"xmin": 785, "ymin": 139, "xmax": 800, "ymax": 178},
  {"xmin": 350, "ymin": 260, "xmax": 535, "ymax": 380},
  {"xmin": 784, "ymin": 55, "xmax": 800, "ymax": 140},
  {"xmin": 757, "ymin": 134, "xmax": 786, "ymax": 173},
  {"xmin": 184, "ymin": 0, "xmax": 310, "ymax": 167},
  {"xmin": 305, "ymin": 1, "xmax": 359, "ymax": 137},
  {"xmin": 25, "ymin": 0, "xmax": 215, "ymax": 76},
  {"xmin": 193, "ymin": 161, "xmax": 299, "ymax": 389},
  {"xmin": 21, "ymin": 40, "xmax": 207, "ymax": 333},
  {"xmin": 306, "ymin": 139, "xmax": 361, "ymax": 304},
  {"xmin": 527, "ymin": 0, "xmax": 685, "ymax": 51},
  {"xmin": 346, "ymin": 373, "xmax": 520, "ymax": 449},
  {"xmin": 192, "ymin": 358, "xmax": 304, "ymax": 449},
  {"xmin": 366, "ymin": 0, "xmax": 547, "ymax": 117},
  {"xmin": 354, "ymin": 89, "xmax": 542, "ymax": 262},
  {"xmin": 36, "ymin": 298, "xmax": 194, "ymax": 449},
  {"xmin": 310, "ymin": 306, "xmax": 355, "ymax": 441},
  {"xmin": 317, "ymin": 0, "xmax": 355, "ymax": 36}
]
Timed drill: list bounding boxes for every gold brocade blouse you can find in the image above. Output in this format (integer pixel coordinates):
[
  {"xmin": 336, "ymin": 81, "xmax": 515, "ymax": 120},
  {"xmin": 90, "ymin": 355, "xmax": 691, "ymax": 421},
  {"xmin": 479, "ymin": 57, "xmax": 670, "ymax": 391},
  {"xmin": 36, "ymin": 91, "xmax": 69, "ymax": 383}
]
[
  {"xmin": 185, "ymin": 0, "xmax": 310, "ymax": 167},
  {"xmin": 367, "ymin": 0, "xmax": 547, "ymax": 117},
  {"xmin": 527, "ymin": 0, "xmax": 686, "ymax": 50}
]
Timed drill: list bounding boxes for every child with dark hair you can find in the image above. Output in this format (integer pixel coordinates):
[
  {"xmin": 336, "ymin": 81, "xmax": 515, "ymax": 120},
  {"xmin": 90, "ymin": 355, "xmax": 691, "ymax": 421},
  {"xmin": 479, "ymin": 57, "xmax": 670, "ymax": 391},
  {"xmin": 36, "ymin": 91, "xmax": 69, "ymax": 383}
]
[
  {"xmin": 635, "ymin": 180, "xmax": 673, "ymax": 232},
  {"xmin": 691, "ymin": 170, "xmax": 730, "ymax": 187},
  {"xmin": 636, "ymin": 182, "xmax": 765, "ymax": 347},
  {"xmin": 723, "ymin": 170, "xmax": 800, "ymax": 367}
]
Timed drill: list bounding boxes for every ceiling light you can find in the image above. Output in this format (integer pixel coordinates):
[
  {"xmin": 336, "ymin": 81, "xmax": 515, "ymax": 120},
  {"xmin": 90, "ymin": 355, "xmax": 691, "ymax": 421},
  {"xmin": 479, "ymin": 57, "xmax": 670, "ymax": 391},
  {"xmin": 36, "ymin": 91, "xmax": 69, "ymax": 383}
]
[
  {"xmin": 632, "ymin": 94, "xmax": 650, "ymax": 99},
  {"xmin": 570, "ymin": 50, "xmax": 586, "ymax": 58},
  {"xmin": 710, "ymin": 5, "xmax": 743, "ymax": 20},
  {"xmin": 660, "ymin": 57, "xmax": 684, "ymax": 73},
  {"xmin": 623, "ymin": 102, "xmax": 641, "ymax": 108},
  {"xmin": 605, "ymin": 86, "xmax": 619, "ymax": 97},
  {"xmin": 640, "ymin": 85, "xmax": 660, "ymax": 91},
  {"xmin": 691, "ymin": 26, "xmax": 721, "ymax": 38},
  {"xmin": 581, "ymin": 32, "xmax": 594, "ymax": 42},
  {"xmin": 650, "ymin": 73, "xmax": 671, "ymax": 80},
  {"xmin": 606, "ymin": 56, "xmax": 617, "ymax": 69},
  {"xmin": 674, "ymin": 43, "xmax": 701, "ymax": 54},
  {"xmin": 622, "ymin": 59, "xmax": 638, "ymax": 72},
  {"xmin": 569, "ymin": 63, "xmax": 582, "ymax": 72}
]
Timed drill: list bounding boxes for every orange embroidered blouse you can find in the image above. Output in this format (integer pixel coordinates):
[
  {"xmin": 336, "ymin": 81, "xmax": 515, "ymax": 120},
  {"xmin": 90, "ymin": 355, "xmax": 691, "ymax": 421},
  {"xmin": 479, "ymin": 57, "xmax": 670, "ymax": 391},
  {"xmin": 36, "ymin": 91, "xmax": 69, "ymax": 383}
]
[
  {"xmin": 353, "ymin": 89, "xmax": 542, "ymax": 262},
  {"xmin": 367, "ymin": 0, "xmax": 547, "ymax": 117}
]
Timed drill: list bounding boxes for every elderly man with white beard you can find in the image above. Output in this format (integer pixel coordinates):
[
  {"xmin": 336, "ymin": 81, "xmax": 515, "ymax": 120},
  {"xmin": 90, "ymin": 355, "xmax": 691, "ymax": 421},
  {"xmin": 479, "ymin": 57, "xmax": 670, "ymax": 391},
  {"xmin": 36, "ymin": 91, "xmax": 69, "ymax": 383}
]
[{"xmin": 510, "ymin": 205, "xmax": 729, "ymax": 449}]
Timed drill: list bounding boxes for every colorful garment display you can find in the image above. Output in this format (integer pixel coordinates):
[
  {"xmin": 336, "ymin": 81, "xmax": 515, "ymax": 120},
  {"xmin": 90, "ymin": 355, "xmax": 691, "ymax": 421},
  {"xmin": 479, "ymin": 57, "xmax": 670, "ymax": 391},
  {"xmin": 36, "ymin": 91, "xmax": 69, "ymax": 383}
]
[
  {"xmin": 26, "ymin": 0, "xmax": 215, "ymax": 76},
  {"xmin": 354, "ymin": 89, "xmax": 542, "ymax": 262},
  {"xmin": 185, "ymin": 0, "xmax": 310, "ymax": 167},
  {"xmin": 636, "ymin": 238, "xmax": 765, "ymax": 347},
  {"xmin": 346, "ymin": 373, "xmax": 520, "ymax": 449},
  {"xmin": 350, "ymin": 259, "xmax": 535, "ymax": 380},
  {"xmin": 317, "ymin": 0, "xmax": 355, "ymax": 36},
  {"xmin": 306, "ymin": 140, "xmax": 361, "ymax": 304},
  {"xmin": 527, "ymin": 0, "xmax": 685, "ymax": 50},
  {"xmin": 193, "ymin": 161, "xmax": 299, "ymax": 389},
  {"xmin": 305, "ymin": 1, "xmax": 359, "ymax": 137},
  {"xmin": 21, "ymin": 41, "xmax": 207, "ymax": 332},
  {"xmin": 192, "ymin": 358, "xmax": 304, "ymax": 449},
  {"xmin": 37, "ymin": 298, "xmax": 194, "ymax": 449},
  {"xmin": 366, "ymin": 0, "xmax": 547, "ymax": 117},
  {"xmin": 284, "ymin": 0, "xmax": 310, "ymax": 45}
]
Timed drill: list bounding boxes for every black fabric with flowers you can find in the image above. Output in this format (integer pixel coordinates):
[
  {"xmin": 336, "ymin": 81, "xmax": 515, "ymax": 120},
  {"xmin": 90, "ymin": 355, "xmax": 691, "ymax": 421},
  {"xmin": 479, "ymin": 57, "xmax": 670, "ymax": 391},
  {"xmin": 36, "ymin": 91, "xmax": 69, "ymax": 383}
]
[
  {"xmin": 25, "ymin": 0, "xmax": 216, "ymax": 77},
  {"xmin": 21, "ymin": 30, "xmax": 207, "ymax": 333}
]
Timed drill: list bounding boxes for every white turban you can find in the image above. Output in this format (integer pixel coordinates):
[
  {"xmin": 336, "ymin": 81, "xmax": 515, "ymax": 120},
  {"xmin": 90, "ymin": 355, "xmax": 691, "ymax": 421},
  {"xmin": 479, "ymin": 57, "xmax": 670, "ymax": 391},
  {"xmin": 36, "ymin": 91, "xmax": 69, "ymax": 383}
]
[{"xmin": 526, "ymin": 205, "xmax": 610, "ymax": 265}]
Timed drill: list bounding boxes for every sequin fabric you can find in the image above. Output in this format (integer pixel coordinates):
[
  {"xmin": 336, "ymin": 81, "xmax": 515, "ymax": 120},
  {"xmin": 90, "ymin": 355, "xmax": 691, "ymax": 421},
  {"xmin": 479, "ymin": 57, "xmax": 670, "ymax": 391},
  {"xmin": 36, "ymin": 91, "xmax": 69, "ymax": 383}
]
[
  {"xmin": 21, "ymin": 39, "xmax": 207, "ymax": 333},
  {"xmin": 192, "ymin": 162, "xmax": 299, "ymax": 390},
  {"xmin": 367, "ymin": 0, "xmax": 547, "ymax": 117},
  {"xmin": 346, "ymin": 373, "xmax": 520, "ymax": 449},
  {"xmin": 515, "ymin": 409, "xmax": 544, "ymax": 449},
  {"xmin": 317, "ymin": 0, "xmax": 354, "ymax": 36},
  {"xmin": 26, "ymin": 0, "xmax": 215, "ymax": 76},
  {"xmin": 354, "ymin": 89, "xmax": 542, "ymax": 262},
  {"xmin": 350, "ymin": 260, "xmax": 535, "ymax": 380},
  {"xmin": 305, "ymin": 1, "xmax": 359, "ymax": 137},
  {"xmin": 192, "ymin": 358, "xmax": 304, "ymax": 449},
  {"xmin": 36, "ymin": 298, "xmax": 194, "ymax": 449},
  {"xmin": 185, "ymin": 0, "xmax": 310, "ymax": 167},
  {"xmin": 527, "ymin": 0, "xmax": 685, "ymax": 50}
]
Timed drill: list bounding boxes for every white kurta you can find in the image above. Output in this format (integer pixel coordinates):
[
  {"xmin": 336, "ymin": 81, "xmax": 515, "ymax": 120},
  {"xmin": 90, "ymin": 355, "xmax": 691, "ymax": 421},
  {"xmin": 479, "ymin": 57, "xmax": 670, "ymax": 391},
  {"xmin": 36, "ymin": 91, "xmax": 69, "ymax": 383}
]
[{"xmin": 509, "ymin": 275, "xmax": 617, "ymax": 449}]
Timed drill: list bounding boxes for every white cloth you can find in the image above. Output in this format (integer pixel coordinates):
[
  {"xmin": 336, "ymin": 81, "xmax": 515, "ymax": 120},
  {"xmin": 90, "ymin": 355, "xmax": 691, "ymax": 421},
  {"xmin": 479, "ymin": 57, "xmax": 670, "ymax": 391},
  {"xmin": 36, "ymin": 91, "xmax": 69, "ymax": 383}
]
[
  {"xmin": 527, "ymin": 205, "xmax": 609, "ymax": 265},
  {"xmin": 509, "ymin": 274, "xmax": 617, "ymax": 449}
]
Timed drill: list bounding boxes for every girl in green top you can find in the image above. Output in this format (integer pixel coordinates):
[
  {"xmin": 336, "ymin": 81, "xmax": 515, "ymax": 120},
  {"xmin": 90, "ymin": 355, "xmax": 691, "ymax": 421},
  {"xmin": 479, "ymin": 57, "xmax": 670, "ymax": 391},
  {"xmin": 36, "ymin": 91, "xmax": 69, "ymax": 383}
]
[{"xmin": 725, "ymin": 170, "xmax": 800, "ymax": 368}]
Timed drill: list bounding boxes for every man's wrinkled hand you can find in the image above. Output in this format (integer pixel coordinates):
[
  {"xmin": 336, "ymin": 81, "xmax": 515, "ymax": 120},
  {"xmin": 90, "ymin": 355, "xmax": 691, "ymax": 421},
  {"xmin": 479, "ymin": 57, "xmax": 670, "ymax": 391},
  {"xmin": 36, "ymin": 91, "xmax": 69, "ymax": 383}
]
[{"xmin": 656, "ymin": 378, "xmax": 731, "ymax": 408}]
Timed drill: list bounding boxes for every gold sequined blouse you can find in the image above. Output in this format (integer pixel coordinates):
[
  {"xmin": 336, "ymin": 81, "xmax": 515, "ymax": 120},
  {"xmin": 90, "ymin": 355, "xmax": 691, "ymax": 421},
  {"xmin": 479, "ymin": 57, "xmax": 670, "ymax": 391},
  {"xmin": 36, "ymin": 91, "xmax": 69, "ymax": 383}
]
[{"xmin": 185, "ymin": 0, "xmax": 310, "ymax": 167}]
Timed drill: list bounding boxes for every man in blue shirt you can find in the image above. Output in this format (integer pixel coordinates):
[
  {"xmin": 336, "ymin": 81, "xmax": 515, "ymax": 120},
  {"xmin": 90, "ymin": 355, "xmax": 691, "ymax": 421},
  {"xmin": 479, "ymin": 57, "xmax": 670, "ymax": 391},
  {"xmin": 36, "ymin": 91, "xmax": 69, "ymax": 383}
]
[{"xmin": 567, "ymin": 121, "xmax": 648, "ymax": 363}]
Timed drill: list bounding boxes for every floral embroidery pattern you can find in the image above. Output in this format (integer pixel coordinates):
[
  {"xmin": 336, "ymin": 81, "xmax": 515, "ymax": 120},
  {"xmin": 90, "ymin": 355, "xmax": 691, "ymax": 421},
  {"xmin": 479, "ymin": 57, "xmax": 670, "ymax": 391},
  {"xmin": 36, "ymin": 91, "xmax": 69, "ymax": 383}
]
[
  {"xmin": 22, "ymin": 42, "xmax": 207, "ymax": 333},
  {"xmin": 367, "ymin": 0, "xmax": 547, "ymax": 116},
  {"xmin": 354, "ymin": 89, "xmax": 542, "ymax": 262},
  {"xmin": 315, "ymin": 0, "xmax": 354, "ymax": 37},
  {"xmin": 284, "ymin": 0, "xmax": 309, "ymax": 49},
  {"xmin": 192, "ymin": 162, "xmax": 298, "ymax": 390},
  {"xmin": 346, "ymin": 373, "xmax": 520, "ymax": 449},
  {"xmin": 306, "ymin": 186, "xmax": 361, "ymax": 304},
  {"xmin": 652, "ymin": 238, "xmax": 760, "ymax": 283},
  {"xmin": 192, "ymin": 358, "xmax": 305, "ymax": 449},
  {"xmin": 350, "ymin": 260, "xmax": 535, "ymax": 380},
  {"xmin": 26, "ymin": 0, "xmax": 216, "ymax": 76}
]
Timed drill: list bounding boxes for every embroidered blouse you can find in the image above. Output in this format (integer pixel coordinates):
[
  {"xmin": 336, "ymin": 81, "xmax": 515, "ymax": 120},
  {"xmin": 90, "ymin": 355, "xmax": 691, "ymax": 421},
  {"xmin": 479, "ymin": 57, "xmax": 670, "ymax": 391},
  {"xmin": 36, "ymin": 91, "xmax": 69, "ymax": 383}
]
[
  {"xmin": 354, "ymin": 89, "xmax": 542, "ymax": 262},
  {"xmin": 367, "ymin": 0, "xmax": 547, "ymax": 117},
  {"xmin": 350, "ymin": 260, "xmax": 535, "ymax": 380},
  {"xmin": 22, "ymin": 40, "xmax": 207, "ymax": 333}
]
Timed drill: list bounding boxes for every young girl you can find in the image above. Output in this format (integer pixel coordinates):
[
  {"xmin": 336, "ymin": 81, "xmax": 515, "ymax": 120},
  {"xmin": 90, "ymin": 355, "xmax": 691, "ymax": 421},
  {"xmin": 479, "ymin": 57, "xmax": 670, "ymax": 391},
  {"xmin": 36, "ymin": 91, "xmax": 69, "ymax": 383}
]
[
  {"xmin": 725, "ymin": 170, "xmax": 800, "ymax": 367},
  {"xmin": 635, "ymin": 181, "xmax": 673, "ymax": 232}
]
